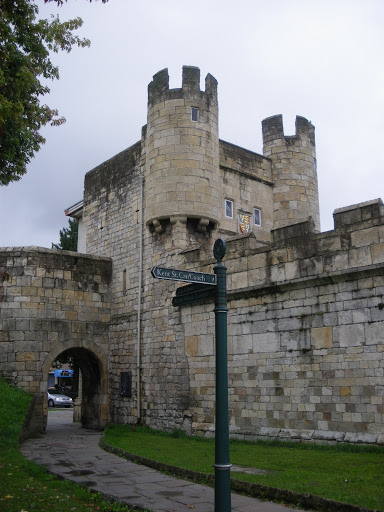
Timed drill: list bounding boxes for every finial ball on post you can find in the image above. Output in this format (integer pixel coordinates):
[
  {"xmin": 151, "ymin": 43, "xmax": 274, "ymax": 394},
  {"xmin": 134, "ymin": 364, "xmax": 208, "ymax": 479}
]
[{"xmin": 213, "ymin": 238, "xmax": 226, "ymax": 262}]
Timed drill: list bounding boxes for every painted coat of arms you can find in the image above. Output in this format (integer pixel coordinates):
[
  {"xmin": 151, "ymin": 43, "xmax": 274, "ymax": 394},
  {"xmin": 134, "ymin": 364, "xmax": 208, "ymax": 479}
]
[{"xmin": 239, "ymin": 212, "xmax": 251, "ymax": 234}]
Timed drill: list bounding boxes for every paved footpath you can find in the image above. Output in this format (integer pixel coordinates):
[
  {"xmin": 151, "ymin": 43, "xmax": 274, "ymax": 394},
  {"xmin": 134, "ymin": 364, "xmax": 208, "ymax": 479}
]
[{"xmin": 21, "ymin": 410, "xmax": 305, "ymax": 512}]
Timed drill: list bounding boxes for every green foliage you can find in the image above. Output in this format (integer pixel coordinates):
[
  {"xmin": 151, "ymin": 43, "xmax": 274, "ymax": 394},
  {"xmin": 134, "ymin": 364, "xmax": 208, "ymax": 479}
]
[
  {"xmin": 104, "ymin": 423, "xmax": 384, "ymax": 510},
  {"xmin": 0, "ymin": 378, "xmax": 143, "ymax": 512},
  {"xmin": 52, "ymin": 217, "xmax": 78, "ymax": 251},
  {"xmin": 1, "ymin": 378, "xmax": 31, "ymax": 452},
  {"xmin": 0, "ymin": 0, "xmax": 91, "ymax": 186},
  {"xmin": 170, "ymin": 428, "xmax": 187, "ymax": 438}
]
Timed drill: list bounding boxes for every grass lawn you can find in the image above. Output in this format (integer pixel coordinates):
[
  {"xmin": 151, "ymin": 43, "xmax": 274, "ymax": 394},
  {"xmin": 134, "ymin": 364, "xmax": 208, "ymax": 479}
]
[
  {"xmin": 104, "ymin": 424, "xmax": 384, "ymax": 511},
  {"xmin": 0, "ymin": 379, "xmax": 145, "ymax": 512}
]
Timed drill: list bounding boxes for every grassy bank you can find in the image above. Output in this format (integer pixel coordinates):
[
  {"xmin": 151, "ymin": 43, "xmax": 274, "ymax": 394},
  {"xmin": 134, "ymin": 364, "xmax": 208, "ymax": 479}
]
[
  {"xmin": 0, "ymin": 379, "xmax": 144, "ymax": 512},
  {"xmin": 104, "ymin": 424, "xmax": 384, "ymax": 510}
]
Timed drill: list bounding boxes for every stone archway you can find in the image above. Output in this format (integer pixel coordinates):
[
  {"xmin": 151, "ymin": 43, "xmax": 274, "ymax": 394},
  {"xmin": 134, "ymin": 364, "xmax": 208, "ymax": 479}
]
[{"xmin": 42, "ymin": 340, "xmax": 109, "ymax": 430}]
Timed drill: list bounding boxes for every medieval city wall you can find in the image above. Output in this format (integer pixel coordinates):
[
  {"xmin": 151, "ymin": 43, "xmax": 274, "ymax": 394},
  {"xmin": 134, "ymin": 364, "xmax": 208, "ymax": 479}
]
[
  {"xmin": 181, "ymin": 199, "xmax": 384, "ymax": 443},
  {"xmin": 0, "ymin": 247, "xmax": 112, "ymax": 431}
]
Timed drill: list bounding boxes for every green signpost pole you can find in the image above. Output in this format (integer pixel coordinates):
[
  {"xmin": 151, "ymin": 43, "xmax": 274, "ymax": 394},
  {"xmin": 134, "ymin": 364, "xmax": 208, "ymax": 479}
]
[
  {"xmin": 213, "ymin": 239, "xmax": 231, "ymax": 512},
  {"xmin": 152, "ymin": 241, "xmax": 231, "ymax": 510}
]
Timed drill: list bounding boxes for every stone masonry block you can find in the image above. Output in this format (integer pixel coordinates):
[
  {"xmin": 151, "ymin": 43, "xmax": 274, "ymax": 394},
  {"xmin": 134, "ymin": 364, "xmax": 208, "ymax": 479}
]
[
  {"xmin": 185, "ymin": 336, "xmax": 198, "ymax": 357},
  {"xmin": 313, "ymin": 430, "xmax": 345, "ymax": 442},
  {"xmin": 285, "ymin": 261, "xmax": 300, "ymax": 280},
  {"xmin": 334, "ymin": 324, "xmax": 365, "ymax": 348},
  {"xmin": 247, "ymin": 252, "xmax": 268, "ymax": 269},
  {"xmin": 311, "ymin": 327, "xmax": 333, "ymax": 349},
  {"xmin": 198, "ymin": 334, "xmax": 214, "ymax": 356},
  {"xmin": 253, "ymin": 332, "xmax": 279, "ymax": 353},
  {"xmin": 271, "ymin": 264, "xmax": 285, "ymax": 282},
  {"xmin": 344, "ymin": 433, "xmax": 378, "ymax": 443},
  {"xmin": 231, "ymin": 335, "xmax": 252, "ymax": 355},
  {"xmin": 16, "ymin": 352, "xmax": 36, "ymax": 362},
  {"xmin": 248, "ymin": 267, "xmax": 268, "ymax": 285},
  {"xmin": 232, "ymin": 271, "xmax": 248, "ymax": 289},
  {"xmin": 365, "ymin": 322, "xmax": 384, "ymax": 344},
  {"xmin": 349, "ymin": 246, "xmax": 372, "ymax": 267},
  {"xmin": 351, "ymin": 227, "xmax": 380, "ymax": 247},
  {"xmin": 371, "ymin": 242, "xmax": 384, "ymax": 264}
]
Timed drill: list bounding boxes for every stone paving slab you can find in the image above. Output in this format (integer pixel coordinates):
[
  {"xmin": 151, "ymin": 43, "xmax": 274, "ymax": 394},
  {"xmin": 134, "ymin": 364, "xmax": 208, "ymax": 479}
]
[{"xmin": 20, "ymin": 410, "xmax": 305, "ymax": 512}]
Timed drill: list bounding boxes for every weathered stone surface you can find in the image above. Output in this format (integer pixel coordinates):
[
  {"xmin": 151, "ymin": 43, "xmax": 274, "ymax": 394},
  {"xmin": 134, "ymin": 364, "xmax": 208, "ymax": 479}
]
[
  {"xmin": 313, "ymin": 430, "xmax": 345, "ymax": 442},
  {"xmin": 311, "ymin": 326, "xmax": 333, "ymax": 349},
  {"xmin": 0, "ymin": 247, "xmax": 112, "ymax": 433},
  {"xmin": 344, "ymin": 433, "xmax": 378, "ymax": 444},
  {"xmin": 1, "ymin": 69, "xmax": 383, "ymax": 445}
]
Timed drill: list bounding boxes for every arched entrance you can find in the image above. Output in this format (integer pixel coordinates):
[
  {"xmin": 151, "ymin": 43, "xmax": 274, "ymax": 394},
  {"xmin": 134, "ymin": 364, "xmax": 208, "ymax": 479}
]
[{"xmin": 42, "ymin": 340, "xmax": 109, "ymax": 430}]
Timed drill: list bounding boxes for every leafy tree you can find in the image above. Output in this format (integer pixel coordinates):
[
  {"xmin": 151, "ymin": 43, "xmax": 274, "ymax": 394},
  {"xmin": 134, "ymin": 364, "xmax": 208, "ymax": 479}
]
[
  {"xmin": 52, "ymin": 217, "xmax": 78, "ymax": 251},
  {"xmin": 0, "ymin": 0, "xmax": 91, "ymax": 186}
]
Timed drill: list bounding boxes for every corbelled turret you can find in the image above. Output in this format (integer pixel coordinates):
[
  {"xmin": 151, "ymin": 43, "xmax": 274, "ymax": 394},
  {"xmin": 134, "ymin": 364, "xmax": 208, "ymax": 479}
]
[{"xmin": 144, "ymin": 66, "xmax": 220, "ymax": 242}]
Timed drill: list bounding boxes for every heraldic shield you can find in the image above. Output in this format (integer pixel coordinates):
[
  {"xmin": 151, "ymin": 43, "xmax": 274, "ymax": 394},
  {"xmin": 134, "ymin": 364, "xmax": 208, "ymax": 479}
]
[{"xmin": 238, "ymin": 212, "xmax": 251, "ymax": 234}]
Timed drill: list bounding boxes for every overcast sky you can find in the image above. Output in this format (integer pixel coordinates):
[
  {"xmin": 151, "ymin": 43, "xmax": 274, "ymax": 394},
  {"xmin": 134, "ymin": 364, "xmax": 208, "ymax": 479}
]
[{"xmin": 1, "ymin": 0, "xmax": 383, "ymax": 248}]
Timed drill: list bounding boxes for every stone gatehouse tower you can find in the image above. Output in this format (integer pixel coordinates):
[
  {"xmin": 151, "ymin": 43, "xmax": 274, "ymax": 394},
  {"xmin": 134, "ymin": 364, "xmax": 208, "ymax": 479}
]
[{"xmin": 1, "ymin": 66, "xmax": 383, "ymax": 443}]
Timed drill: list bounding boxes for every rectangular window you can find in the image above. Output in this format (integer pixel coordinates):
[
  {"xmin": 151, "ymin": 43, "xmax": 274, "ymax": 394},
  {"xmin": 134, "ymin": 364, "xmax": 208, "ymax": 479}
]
[
  {"xmin": 254, "ymin": 208, "xmax": 261, "ymax": 227},
  {"xmin": 191, "ymin": 107, "xmax": 199, "ymax": 122},
  {"xmin": 225, "ymin": 199, "xmax": 233, "ymax": 219}
]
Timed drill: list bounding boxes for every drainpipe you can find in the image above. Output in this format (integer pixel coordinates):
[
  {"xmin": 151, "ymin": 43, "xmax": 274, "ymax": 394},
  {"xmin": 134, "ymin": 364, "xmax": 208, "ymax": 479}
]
[{"xmin": 137, "ymin": 176, "xmax": 144, "ymax": 422}]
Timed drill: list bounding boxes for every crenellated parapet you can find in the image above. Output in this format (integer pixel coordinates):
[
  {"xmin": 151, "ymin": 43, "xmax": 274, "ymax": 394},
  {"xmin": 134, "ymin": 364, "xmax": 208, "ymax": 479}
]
[
  {"xmin": 262, "ymin": 114, "xmax": 320, "ymax": 232},
  {"xmin": 148, "ymin": 66, "xmax": 218, "ymax": 107},
  {"xmin": 262, "ymin": 114, "xmax": 315, "ymax": 146}
]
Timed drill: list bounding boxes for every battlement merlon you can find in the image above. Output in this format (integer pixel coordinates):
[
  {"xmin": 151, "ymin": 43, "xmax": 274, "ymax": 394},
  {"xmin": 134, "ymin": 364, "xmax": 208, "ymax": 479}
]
[
  {"xmin": 262, "ymin": 114, "xmax": 315, "ymax": 147},
  {"xmin": 148, "ymin": 66, "xmax": 218, "ymax": 106},
  {"xmin": 182, "ymin": 65, "xmax": 200, "ymax": 91},
  {"xmin": 333, "ymin": 198, "xmax": 384, "ymax": 229},
  {"xmin": 205, "ymin": 72, "xmax": 218, "ymax": 97}
]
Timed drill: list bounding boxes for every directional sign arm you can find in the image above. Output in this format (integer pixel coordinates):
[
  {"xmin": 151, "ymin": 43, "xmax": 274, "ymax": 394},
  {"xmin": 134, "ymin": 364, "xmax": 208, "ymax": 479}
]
[
  {"xmin": 172, "ymin": 285, "xmax": 217, "ymax": 307},
  {"xmin": 151, "ymin": 266, "xmax": 216, "ymax": 285}
]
